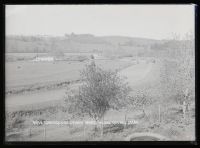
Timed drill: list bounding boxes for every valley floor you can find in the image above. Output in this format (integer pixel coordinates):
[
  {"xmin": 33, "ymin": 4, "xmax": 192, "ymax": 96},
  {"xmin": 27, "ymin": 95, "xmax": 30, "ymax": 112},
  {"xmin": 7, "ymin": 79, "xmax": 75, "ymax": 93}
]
[{"xmin": 5, "ymin": 58, "xmax": 195, "ymax": 141}]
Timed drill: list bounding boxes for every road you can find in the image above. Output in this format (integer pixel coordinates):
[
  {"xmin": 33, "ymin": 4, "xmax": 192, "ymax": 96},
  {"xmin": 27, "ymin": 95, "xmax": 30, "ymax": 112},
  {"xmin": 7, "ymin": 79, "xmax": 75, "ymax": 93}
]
[{"xmin": 119, "ymin": 60, "xmax": 154, "ymax": 87}]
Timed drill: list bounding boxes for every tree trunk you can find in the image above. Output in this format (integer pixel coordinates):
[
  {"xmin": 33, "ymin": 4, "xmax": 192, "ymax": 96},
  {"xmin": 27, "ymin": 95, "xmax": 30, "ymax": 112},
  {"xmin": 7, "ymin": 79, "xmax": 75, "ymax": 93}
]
[{"xmin": 94, "ymin": 118, "xmax": 99, "ymax": 133}]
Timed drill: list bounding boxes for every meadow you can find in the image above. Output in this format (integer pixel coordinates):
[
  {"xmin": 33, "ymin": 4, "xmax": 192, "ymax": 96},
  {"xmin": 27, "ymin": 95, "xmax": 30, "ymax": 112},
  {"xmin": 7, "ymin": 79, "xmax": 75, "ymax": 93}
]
[
  {"xmin": 6, "ymin": 56, "xmax": 133, "ymax": 87},
  {"xmin": 5, "ymin": 53, "xmax": 195, "ymax": 141},
  {"xmin": 6, "ymin": 54, "xmax": 135, "ymax": 109}
]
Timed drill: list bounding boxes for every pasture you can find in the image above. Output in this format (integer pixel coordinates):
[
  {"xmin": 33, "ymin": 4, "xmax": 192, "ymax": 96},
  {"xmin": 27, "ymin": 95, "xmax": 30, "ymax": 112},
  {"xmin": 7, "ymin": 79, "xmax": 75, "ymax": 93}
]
[
  {"xmin": 5, "ymin": 55, "xmax": 136, "ymax": 109},
  {"xmin": 6, "ymin": 59, "xmax": 133, "ymax": 88},
  {"xmin": 5, "ymin": 55, "xmax": 195, "ymax": 141}
]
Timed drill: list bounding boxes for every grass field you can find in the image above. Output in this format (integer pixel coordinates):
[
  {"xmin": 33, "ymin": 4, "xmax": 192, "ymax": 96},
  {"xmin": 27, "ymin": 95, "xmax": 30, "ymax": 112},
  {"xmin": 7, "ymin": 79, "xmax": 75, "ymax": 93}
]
[
  {"xmin": 5, "ymin": 57, "xmax": 195, "ymax": 141},
  {"xmin": 6, "ymin": 57, "xmax": 135, "ymax": 109},
  {"xmin": 6, "ymin": 59, "xmax": 133, "ymax": 88},
  {"xmin": 5, "ymin": 58, "xmax": 143, "ymax": 109}
]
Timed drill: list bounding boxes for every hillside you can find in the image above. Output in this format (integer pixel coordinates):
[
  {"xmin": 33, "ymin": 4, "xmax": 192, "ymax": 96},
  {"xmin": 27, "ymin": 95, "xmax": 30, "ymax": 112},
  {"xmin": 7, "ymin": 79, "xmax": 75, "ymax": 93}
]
[{"xmin": 6, "ymin": 34, "xmax": 161, "ymax": 56}]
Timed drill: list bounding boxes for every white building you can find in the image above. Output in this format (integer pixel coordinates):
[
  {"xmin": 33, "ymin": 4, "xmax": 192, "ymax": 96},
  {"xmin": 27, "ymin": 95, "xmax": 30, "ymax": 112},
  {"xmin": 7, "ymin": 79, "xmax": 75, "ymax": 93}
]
[{"xmin": 33, "ymin": 56, "xmax": 54, "ymax": 62}]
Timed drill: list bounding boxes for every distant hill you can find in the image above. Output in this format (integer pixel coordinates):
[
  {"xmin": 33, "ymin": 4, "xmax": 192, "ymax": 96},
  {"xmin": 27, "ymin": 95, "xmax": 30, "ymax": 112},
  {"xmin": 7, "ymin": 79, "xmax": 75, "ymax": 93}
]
[
  {"xmin": 100, "ymin": 36, "xmax": 160, "ymax": 46},
  {"xmin": 6, "ymin": 34, "xmax": 165, "ymax": 57}
]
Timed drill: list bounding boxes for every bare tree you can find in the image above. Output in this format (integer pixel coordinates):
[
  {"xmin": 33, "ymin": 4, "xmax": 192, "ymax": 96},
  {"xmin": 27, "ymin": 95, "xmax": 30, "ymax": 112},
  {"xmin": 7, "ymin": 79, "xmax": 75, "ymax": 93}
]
[
  {"xmin": 175, "ymin": 31, "xmax": 195, "ymax": 111},
  {"xmin": 160, "ymin": 31, "xmax": 195, "ymax": 112}
]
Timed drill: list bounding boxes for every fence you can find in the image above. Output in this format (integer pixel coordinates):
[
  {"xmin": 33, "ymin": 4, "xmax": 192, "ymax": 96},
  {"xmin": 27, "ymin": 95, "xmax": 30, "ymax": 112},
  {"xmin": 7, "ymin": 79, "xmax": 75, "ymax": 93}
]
[
  {"xmin": 6, "ymin": 115, "xmax": 138, "ymax": 141},
  {"xmin": 6, "ymin": 103, "xmax": 190, "ymax": 141}
]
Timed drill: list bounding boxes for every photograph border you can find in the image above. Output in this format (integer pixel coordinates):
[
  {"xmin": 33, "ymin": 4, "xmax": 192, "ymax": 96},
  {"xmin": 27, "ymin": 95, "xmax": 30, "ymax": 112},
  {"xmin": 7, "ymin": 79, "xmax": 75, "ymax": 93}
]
[{"xmin": 1, "ymin": 0, "xmax": 199, "ymax": 146}]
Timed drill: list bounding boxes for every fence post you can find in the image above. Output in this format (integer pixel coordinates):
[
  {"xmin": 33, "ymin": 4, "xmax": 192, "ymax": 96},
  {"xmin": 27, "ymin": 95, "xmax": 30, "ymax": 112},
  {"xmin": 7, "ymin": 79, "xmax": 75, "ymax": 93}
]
[
  {"xmin": 83, "ymin": 121, "xmax": 85, "ymax": 138},
  {"xmin": 44, "ymin": 125, "xmax": 46, "ymax": 141},
  {"xmin": 183, "ymin": 101, "xmax": 186, "ymax": 120},
  {"xmin": 124, "ymin": 114, "xmax": 127, "ymax": 129},
  {"xmin": 158, "ymin": 105, "xmax": 161, "ymax": 123},
  {"xmin": 29, "ymin": 128, "xmax": 31, "ymax": 137},
  {"xmin": 101, "ymin": 115, "xmax": 104, "ymax": 137}
]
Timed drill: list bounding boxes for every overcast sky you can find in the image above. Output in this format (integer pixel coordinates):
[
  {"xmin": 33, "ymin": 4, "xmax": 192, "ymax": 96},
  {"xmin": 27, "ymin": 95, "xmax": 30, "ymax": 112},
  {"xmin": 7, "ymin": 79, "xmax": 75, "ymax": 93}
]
[{"xmin": 6, "ymin": 5, "xmax": 195, "ymax": 40}]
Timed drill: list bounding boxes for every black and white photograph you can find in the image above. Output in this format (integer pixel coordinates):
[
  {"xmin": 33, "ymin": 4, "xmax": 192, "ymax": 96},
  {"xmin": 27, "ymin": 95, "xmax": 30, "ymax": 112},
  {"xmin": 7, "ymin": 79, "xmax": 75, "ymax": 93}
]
[{"xmin": 5, "ymin": 4, "xmax": 195, "ymax": 141}]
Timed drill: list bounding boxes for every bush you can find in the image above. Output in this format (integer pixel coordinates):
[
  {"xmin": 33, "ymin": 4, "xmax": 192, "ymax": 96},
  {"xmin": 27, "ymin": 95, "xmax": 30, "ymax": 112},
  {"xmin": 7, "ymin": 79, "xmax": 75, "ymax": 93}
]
[
  {"xmin": 77, "ymin": 56, "xmax": 88, "ymax": 62},
  {"xmin": 65, "ymin": 62, "xmax": 131, "ymax": 122},
  {"xmin": 6, "ymin": 114, "xmax": 25, "ymax": 131},
  {"xmin": 129, "ymin": 89, "xmax": 153, "ymax": 110}
]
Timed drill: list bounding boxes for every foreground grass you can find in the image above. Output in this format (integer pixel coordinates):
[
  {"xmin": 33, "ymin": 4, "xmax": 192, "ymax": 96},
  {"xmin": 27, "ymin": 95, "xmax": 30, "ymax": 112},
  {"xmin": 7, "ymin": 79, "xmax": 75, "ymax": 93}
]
[{"xmin": 5, "ymin": 97, "xmax": 195, "ymax": 141}]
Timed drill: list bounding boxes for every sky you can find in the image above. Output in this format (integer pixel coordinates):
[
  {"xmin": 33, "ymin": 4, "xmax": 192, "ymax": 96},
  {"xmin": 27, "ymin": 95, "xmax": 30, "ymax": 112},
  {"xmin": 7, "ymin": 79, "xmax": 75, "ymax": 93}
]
[{"xmin": 6, "ymin": 5, "xmax": 195, "ymax": 40}]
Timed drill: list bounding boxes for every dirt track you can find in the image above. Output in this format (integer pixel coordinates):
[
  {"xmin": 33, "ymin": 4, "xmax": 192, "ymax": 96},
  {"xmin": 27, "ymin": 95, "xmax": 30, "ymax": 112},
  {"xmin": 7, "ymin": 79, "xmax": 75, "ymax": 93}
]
[{"xmin": 119, "ymin": 61, "xmax": 154, "ymax": 87}]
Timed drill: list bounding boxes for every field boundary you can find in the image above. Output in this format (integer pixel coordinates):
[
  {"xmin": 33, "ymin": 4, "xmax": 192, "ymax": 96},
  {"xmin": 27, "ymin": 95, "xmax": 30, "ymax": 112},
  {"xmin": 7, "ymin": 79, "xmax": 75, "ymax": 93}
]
[{"xmin": 6, "ymin": 79, "xmax": 81, "ymax": 96}]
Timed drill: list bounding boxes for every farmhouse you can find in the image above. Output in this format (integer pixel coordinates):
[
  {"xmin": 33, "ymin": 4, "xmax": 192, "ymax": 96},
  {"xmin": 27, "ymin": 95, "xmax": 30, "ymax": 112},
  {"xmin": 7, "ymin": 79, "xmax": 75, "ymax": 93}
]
[
  {"xmin": 33, "ymin": 56, "xmax": 55, "ymax": 62},
  {"xmin": 32, "ymin": 50, "xmax": 65, "ymax": 62}
]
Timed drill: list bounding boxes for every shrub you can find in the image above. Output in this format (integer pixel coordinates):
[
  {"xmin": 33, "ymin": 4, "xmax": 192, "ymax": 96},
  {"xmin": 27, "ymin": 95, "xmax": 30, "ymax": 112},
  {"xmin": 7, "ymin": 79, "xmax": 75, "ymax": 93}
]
[
  {"xmin": 6, "ymin": 114, "xmax": 25, "ymax": 131},
  {"xmin": 77, "ymin": 56, "xmax": 88, "ymax": 62},
  {"xmin": 129, "ymin": 89, "xmax": 153, "ymax": 112},
  {"xmin": 91, "ymin": 54, "xmax": 94, "ymax": 59},
  {"xmin": 65, "ymin": 62, "xmax": 131, "ymax": 122}
]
